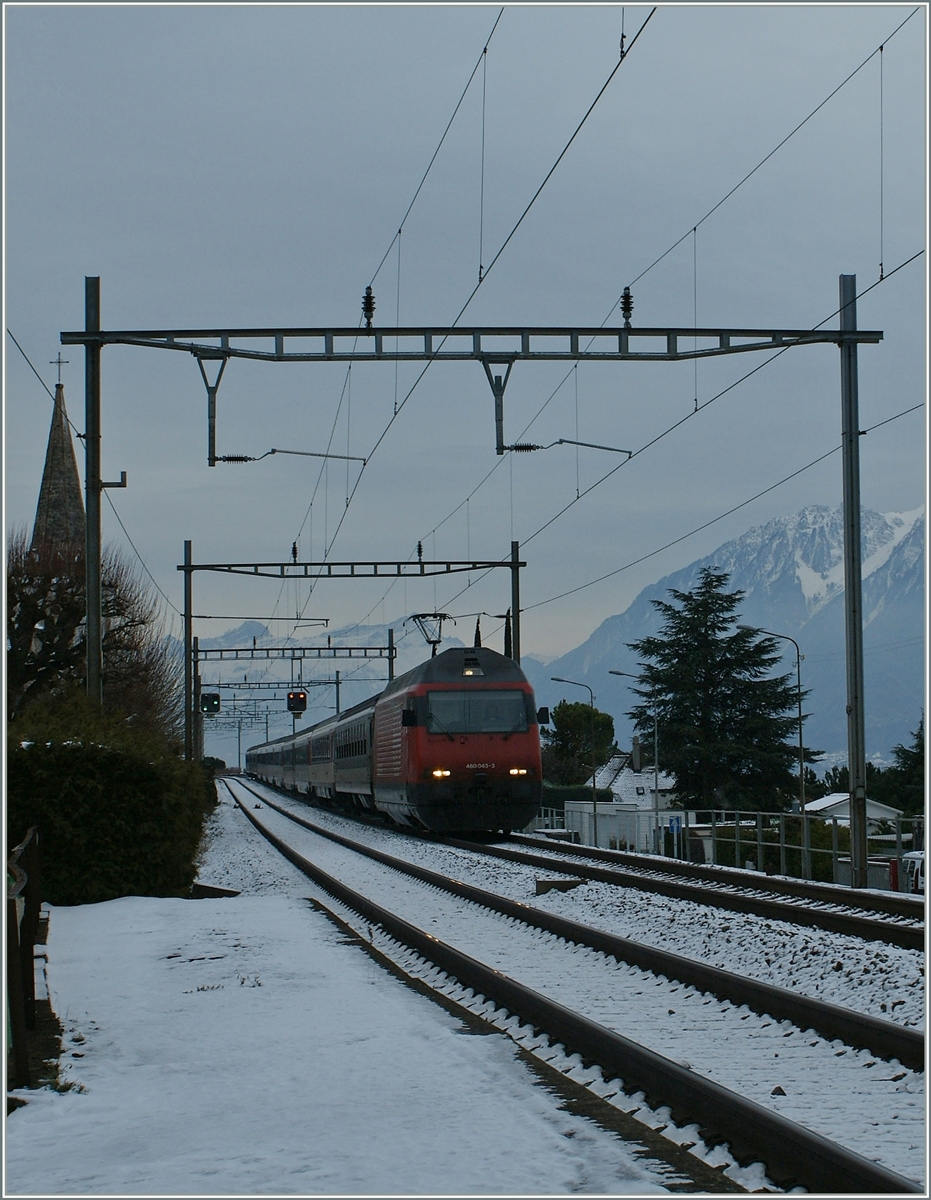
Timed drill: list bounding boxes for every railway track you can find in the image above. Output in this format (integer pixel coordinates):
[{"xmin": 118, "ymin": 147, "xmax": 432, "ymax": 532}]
[
  {"xmin": 223, "ymin": 779, "xmax": 925, "ymax": 1192},
  {"xmin": 513, "ymin": 832, "xmax": 924, "ymax": 919},
  {"xmin": 444, "ymin": 832, "xmax": 925, "ymax": 951}
]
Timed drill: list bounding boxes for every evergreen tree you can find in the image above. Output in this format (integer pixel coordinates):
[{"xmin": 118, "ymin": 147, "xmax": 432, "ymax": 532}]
[
  {"xmin": 541, "ymin": 699, "xmax": 616, "ymax": 786},
  {"xmin": 888, "ymin": 716, "xmax": 925, "ymax": 816},
  {"xmin": 819, "ymin": 761, "xmax": 885, "ymax": 799},
  {"xmin": 626, "ymin": 568, "xmax": 818, "ymax": 811},
  {"xmin": 813, "ymin": 718, "xmax": 923, "ymax": 816}
]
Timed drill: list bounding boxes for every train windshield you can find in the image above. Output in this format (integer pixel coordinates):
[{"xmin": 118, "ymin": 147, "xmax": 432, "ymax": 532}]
[{"xmin": 426, "ymin": 689, "xmax": 528, "ymax": 734}]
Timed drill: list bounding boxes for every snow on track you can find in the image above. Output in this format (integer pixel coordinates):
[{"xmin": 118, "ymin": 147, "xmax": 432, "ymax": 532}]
[
  {"xmin": 511, "ymin": 837, "xmax": 925, "ymax": 928},
  {"xmin": 7, "ymin": 795, "xmax": 682, "ymax": 1197},
  {"xmin": 227, "ymin": 784, "xmax": 926, "ymax": 1186},
  {"xmin": 233, "ymin": 783, "xmax": 926, "ymax": 1031}
]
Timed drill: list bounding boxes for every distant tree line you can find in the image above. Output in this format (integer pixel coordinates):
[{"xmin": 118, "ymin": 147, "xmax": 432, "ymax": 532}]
[{"xmin": 805, "ymin": 718, "xmax": 925, "ymax": 818}]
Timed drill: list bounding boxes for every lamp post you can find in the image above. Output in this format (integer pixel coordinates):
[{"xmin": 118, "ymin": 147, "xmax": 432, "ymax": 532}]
[
  {"xmin": 551, "ymin": 677, "xmax": 599, "ymax": 848},
  {"xmin": 610, "ymin": 669, "xmax": 661, "ymax": 855},
  {"xmin": 738, "ymin": 625, "xmax": 808, "ymax": 879}
]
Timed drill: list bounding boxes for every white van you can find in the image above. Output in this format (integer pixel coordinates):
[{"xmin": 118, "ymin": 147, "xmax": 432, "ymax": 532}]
[{"xmin": 901, "ymin": 850, "xmax": 924, "ymax": 895}]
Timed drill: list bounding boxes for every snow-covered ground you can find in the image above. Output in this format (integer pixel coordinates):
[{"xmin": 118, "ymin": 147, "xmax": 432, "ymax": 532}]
[
  {"xmin": 217, "ymin": 785, "xmax": 925, "ymax": 1185},
  {"xmin": 5, "ymin": 793, "xmax": 696, "ymax": 1197},
  {"xmin": 5, "ymin": 785, "xmax": 925, "ymax": 1196},
  {"xmin": 242, "ymin": 783, "xmax": 926, "ymax": 1028}
]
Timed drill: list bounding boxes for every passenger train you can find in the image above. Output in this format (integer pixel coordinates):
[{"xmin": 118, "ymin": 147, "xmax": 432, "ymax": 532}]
[{"xmin": 245, "ymin": 646, "xmax": 546, "ymax": 833}]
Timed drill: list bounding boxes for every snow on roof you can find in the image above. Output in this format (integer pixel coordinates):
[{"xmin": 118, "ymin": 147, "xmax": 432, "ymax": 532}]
[
  {"xmin": 587, "ymin": 753, "xmax": 676, "ymax": 808},
  {"xmin": 592, "ymin": 752, "xmax": 630, "ymax": 790},
  {"xmin": 805, "ymin": 793, "xmax": 903, "ymax": 819}
]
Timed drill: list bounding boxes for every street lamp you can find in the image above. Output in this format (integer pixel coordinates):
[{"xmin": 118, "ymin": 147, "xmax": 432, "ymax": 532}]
[
  {"xmin": 738, "ymin": 625, "xmax": 808, "ymax": 878},
  {"xmin": 610, "ymin": 669, "xmax": 661, "ymax": 855},
  {"xmin": 551, "ymin": 677, "xmax": 599, "ymax": 848}
]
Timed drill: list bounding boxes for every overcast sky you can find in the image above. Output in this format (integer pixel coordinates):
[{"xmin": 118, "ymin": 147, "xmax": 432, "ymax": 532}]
[{"xmin": 4, "ymin": 4, "xmax": 927, "ymax": 688}]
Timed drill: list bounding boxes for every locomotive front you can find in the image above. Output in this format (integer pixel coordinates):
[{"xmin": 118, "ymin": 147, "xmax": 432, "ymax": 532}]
[{"xmin": 372, "ymin": 646, "xmax": 544, "ymax": 833}]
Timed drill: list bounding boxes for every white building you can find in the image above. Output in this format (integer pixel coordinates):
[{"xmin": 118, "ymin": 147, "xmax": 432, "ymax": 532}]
[
  {"xmin": 804, "ymin": 793, "xmax": 903, "ymax": 831},
  {"xmin": 563, "ymin": 751, "xmax": 677, "ymax": 851}
]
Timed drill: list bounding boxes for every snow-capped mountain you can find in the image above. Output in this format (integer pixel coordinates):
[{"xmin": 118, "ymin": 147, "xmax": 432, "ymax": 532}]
[{"xmin": 524, "ymin": 506, "xmax": 925, "ymax": 761}]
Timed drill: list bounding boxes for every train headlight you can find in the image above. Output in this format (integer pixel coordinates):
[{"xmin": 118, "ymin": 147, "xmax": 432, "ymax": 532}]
[
  {"xmin": 509, "ymin": 768, "xmax": 528, "ymax": 776},
  {"xmin": 432, "ymin": 769, "xmax": 451, "ymax": 778}
]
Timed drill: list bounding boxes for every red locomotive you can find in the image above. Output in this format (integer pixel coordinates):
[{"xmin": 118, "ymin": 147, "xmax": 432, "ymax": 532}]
[{"xmin": 245, "ymin": 646, "xmax": 546, "ymax": 833}]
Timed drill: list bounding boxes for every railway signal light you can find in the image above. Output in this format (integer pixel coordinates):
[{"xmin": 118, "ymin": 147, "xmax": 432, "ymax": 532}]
[
  {"xmin": 287, "ymin": 690, "xmax": 307, "ymax": 713},
  {"xmin": 200, "ymin": 692, "xmax": 220, "ymax": 714}
]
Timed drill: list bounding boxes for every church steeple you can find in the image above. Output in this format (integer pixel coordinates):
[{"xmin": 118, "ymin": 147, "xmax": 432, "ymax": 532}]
[{"xmin": 31, "ymin": 382, "xmax": 85, "ymax": 552}]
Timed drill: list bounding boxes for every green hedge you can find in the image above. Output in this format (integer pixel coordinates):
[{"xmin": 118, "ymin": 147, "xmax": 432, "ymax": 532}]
[
  {"xmin": 540, "ymin": 783, "xmax": 614, "ymax": 811},
  {"xmin": 7, "ymin": 739, "xmax": 216, "ymax": 905}
]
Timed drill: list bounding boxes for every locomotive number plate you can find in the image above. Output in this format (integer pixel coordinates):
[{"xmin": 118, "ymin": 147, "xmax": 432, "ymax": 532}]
[{"xmin": 466, "ymin": 762, "xmax": 495, "ymax": 769}]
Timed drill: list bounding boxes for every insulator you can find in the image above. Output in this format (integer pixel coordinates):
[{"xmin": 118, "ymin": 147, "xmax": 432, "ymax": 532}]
[
  {"xmin": 509, "ymin": 443, "xmax": 539, "ymax": 453},
  {"xmin": 219, "ymin": 455, "xmax": 253, "ymax": 463},
  {"xmin": 620, "ymin": 286, "xmax": 633, "ymax": 325},
  {"xmin": 362, "ymin": 285, "xmax": 376, "ymax": 328}
]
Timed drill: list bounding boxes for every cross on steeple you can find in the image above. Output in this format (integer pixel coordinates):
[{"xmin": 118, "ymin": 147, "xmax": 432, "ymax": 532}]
[{"xmin": 49, "ymin": 352, "xmax": 69, "ymax": 384}]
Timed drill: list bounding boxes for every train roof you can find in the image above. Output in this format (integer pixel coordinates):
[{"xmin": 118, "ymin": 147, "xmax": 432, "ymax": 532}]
[
  {"xmin": 245, "ymin": 692, "xmax": 378, "ymax": 755},
  {"xmin": 381, "ymin": 645, "xmax": 530, "ymax": 697}
]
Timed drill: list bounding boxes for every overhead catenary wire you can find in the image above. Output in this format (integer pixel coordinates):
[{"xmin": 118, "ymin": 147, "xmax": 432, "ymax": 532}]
[
  {"xmin": 245, "ymin": 359, "xmax": 359, "ymax": 675},
  {"xmin": 523, "ymin": 401, "xmax": 925, "ymax": 613},
  {"xmin": 289, "ymin": 7, "xmax": 659, "ymax": 648},
  {"xmin": 367, "ymin": 7, "xmax": 505, "ymax": 291},
  {"xmin": 460, "ymin": 399, "xmax": 925, "ymax": 640},
  {"xmin": 879, "ymin": 43, "xmax": 885, "ymax": 280},
  {"xmin": 574, "ymin": 366, "xmax": 580, "ymax": 498},
  {"xmin": 277, "ymin": 8, "xmax": 508, "ymax": 640},
  {"xmin": 479, "ymin": 44, "xmax": 488, "ymax": 283},
  {"xmin": 244, "ymin": 12, "xmax": 918, "ymax": 668},
  {"xmin": 7, "ymin": 328, "xmax": 56, "ymax": 404},
  {"xmin": 617, "ymin": 6, "xmax": 919, "ymax": 301},
  {"xmin": 394, "ymin": 229, "xmax": 402, "ymax": 416},
  {"xmin": 337, "ymin": 245, "xmax": 924, "ymax": 648},
  {"xmin": 350, "ymin": 9, "xmax": 920, "ymax": 593},
  {"xmin": 522, "ymin": 250, "xmax": 926, "ymax": 550},
  {"xmin": 692, "ymin": 226, "xmax": 699, "ymax": 410},
  {"xmin": 102, "ymin": 490, "xmax": 183, "ymax": 619},
  {"xmin": 427, "ymin": 256, "xmax": 925, "ymax": 627},
  {"xmin": 243, "ymin": 10, "xmax": 506, "ymax": 652},
  {"xmin": 317, "ymin": 6, "xmax": 658, "ymax": 560}
]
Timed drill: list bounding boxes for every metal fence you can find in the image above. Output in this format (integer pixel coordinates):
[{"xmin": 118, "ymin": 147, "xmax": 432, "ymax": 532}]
[
  {"xmin": 691, "ymin": 809, "xmax": 924, "ymax": 889},
  {"xmin": 538, "ymin": 803, "xmax": 924, "ymax": 891}
]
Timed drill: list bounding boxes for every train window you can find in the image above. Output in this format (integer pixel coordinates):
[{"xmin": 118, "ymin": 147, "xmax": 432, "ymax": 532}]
[
  {"xmin": 426, "ymin": 689, "xmax": 528, "ymax": 734},
  {"xmin": 311, "ymin": 735, "xmax": 332, "ymax": 763},
  {"xmin": 335, "ymin": 723, "xmax": 368, "ymax": 759}
]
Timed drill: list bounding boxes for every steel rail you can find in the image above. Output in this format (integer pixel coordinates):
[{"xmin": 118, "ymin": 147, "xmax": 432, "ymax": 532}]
[
  {"xmin": 441, "ymin": 836, "xmax": 924, "ymax": 951},
  {"xmin": 305, "ymin": 895, "xmax": 748, "ymax": 1196},
  {"xmin": 513, "ymin": 832, "xmax": 925, "ymax": 920},
  {"xmin": 231, "ymin": 781, "xmax": 924, "ymax": 1069},
  {"xmin": 226, "ymin": 785, "xmax": 920, "ymax": 1194}
]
